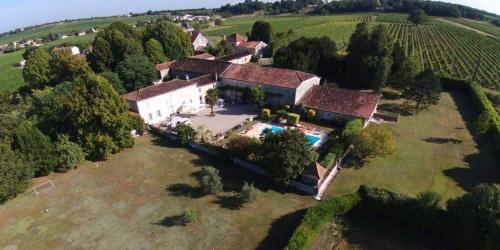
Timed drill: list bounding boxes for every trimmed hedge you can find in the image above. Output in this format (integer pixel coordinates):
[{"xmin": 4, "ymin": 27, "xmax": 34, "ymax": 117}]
[
  {"xmin": 261, "ymin": 108, "xmax": 271, "ymax": 120},
  {"xmin": 285, "ymin": 193, "xmax": 360, "ymax": 250},
  {"xmin": 319, "ymin": 152, "xmax": 336, "ymax": 168},
  {"xmin": 468, "ymin": 81, "xmax": 500, "ymax": 145},
  {"xmin": 287, "ymin": 113, "xmax": 300, "ymax": 126}
]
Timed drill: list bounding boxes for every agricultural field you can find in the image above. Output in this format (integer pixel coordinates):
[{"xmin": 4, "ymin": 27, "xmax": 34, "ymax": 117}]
[
  {"xmin": 0, "ymin": 15, "xmax": 164, "ymax": 44},
  {"xmin": 325, "ymin": 92, "xmax": 499, "ymax": 201},
  {"xmin": 207, "ymin": 13, "xmax": 500, "ymax": 89},
  {"xmin": 0, "ymin": 135, "xmax": 313, "ymax": 249},
  {"xmin": 443, "ymin": 17, "xmax": 500, "ymax": 38}
]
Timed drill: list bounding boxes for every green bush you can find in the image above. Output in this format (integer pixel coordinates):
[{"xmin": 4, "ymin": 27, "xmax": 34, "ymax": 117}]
[
  {"xmin": 55, "ymin": 134, "xmax": 85, "ymax": 173},
  {"xmin": 226, "ymin": 135, "xmax": 261, "ymax": 161},
  {"xmin": 319, "ymin": 153, "xmax": 336, "ymax": 168},
  {"xmin": 468, "ymin": 81, "xmax": 500, "ymax": 144},
  {"xmin": 199, "ymin": 166, "xmax": 223, "ymax": 194},
  {"xmin": 276, "ymin": 109, "xmax": 288, "ymax": 118},
  {"xmin": 261, "ymin": 108, "xmax": 271, "ymax": 120},
  {"xmin": 328, "ymin": 142, "xmax": 346, "ymax": 157},
  {"xmin": 283, "ymin": 104, "xmax": 291, "ymax": 111},
  {"xmin": 239, "ymin": 181, "xmax": 258, "ymax": 203},
  {"xmin": 285, "ymin": 193, "xmax": 360, "ymax": 250},
  {"xmin": 175, "ymin": 123, "xmax": 195, "ymax": 145},
  {"xmin": 287, "ymin": 113, "xmax": 300, "ymax": 126},
  {"xmin": 342, "ymin": 119, "xmax": 363, "ymax": 143},
  {"xmin": 306, "ymin": 109, "xmax": 316, "ymax": 120},
  {"xmin": 182, "ymin": 207, "xmax": 197, "ymax": 223}
]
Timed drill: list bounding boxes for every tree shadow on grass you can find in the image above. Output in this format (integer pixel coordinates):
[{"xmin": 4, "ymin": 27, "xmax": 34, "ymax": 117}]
[
  {"xmin": 422, "ymin": 137, "xmax": 463, "ymax": 144},
  {"xmin": 378, "ymin": 103, "xmax": 413, "ymax": 116},
  {"xmin": 213, "ymin": 194, "xmax": 244, "ymax": 210},
  {"xmin": 256, "ymin": 208, "xmax": 308, "ymax": 250},
  {"xmin": 166, "ymin": 183, "xmax": 205, "ymax": 198},
  {"xmin": 441, "ymin": 92, "xmax": 500, "ymax": 191},
  {"xmin": 154, "ymin": 215, "xmax": 189, "ymax": 227}
]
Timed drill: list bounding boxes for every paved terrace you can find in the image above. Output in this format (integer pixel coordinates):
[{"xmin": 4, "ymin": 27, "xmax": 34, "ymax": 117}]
[{"xmin": 181, "ymin": 105, "xmax": 257, "ymax": 135}]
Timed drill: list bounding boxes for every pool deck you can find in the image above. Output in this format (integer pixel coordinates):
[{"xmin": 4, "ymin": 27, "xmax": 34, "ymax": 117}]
[{"xmin": 240, "ymin": 122, "xmax": 329, "ymax": 149}]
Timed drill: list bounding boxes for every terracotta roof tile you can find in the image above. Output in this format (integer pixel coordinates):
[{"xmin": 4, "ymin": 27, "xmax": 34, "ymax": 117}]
[
  {"xmin": 123, "ymin": 79, "xmax": 194, "ymax": 102},
  {"xmin": 237, "ymin": 41, "xmax": 263, "ymax": 49},
  {"xmin": 227, "ymin": 33, "xmax": 247, "ymax": 44},
  {"xmin": 302, "ymin": 162, "xmax": 328, "ymax": 180},
  {"xmin": 220, "ymin": 64, "xmax": 318, "ymax": 89},
  {"xmin": 300, "ymin": 86, "xmax": 381, "ymax": 119},
  {"xmin": 191, "ymin": 74, "xmax": 216, "ymax": 87},
  {"xmin": 190, "ymin": 53, "xmax": 214, "ymax": 60},
  {"xmin": 170, "ymin": 57, "xmax": 231, "ymax": 76},
  {"xmin": 155, "ymin": 61, "xmax": 176, "ymax": 71}
]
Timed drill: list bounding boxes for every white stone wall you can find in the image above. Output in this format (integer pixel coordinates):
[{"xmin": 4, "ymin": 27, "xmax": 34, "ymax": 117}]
[
  {"xmin": 295, "ymin": 76, "xmax": 321, "ymax": 105},
  {"xmin": 197, "ymin": 83, "xmax": 217, "ymax": 104},
  {"xmin": 192, "ymin": 34, "xmax": 208, "ymax": 49},
  {"xmin": 227, "ymin": 54, "xmax": 252, "ymax": 64},
  {"xmin": 135, "ymin": 84, "xmax": 201, "ymax": 125}
]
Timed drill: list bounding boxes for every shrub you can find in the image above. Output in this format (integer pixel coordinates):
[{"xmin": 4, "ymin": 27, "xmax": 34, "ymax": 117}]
[
  {"xmin": 261, "ymin": 108, "xmax": 271, "ymax": 120},
  {"xmin": 199, "ymin": 166, "xmax": 223, "ymax": 194},
  {"xmin": 276, "ymin": 109, "xmax": 288, "ymax": 119},
  {"xmin": 319, "ymin": 153, "xmax": 336, "ymax": 168},
  {"xmin": 306, "ymin": 109, "xmax": 316, "ymax": 120},
  {"xmin": 182, "ymin": 207, "xmax": 197, "ymax": 223},
  {"xmin": 285, "ymin": 193, "xmax": 360, "ymax": 250},
  {"xmin": 239, "ymin": 182, "xmax": 257, "ymax": 203},
  {"xmin": 129, "ymin": 114, "xmax": 146, "ymax": 135},
  {"xmin": 342, "ymin": 119, "xmax": 363, "ymax": 143},
  {"xmin": 287, "ymin": 113, "xmax": 300, "ymax": 126},
  {"xmin": 226, "ymin": 135, "xmax": 261, "ymax": 160},
  {"xmin": 0, "ymin": 145, "xmax": 34, "ymax": 204},
  {"xmin": 352, "ymin": 125, "xmax": 395, "ymax": 159},
  {"xmin": 175, "ymin": 123, "xmax": 195, "ymax": 145},
  {"xmin": 328, "ymin": 142, "xmax": 346, "ymax": 157},
  {"xmin": 83, "ymin": 132, "xmax": 119, "ymax": 160},
  {"xmin": 55, "ymin": 134, "xmax": 85, "ymax": 173},
  {"xmin": 283, "ymin": 104, "xmax": 291, "ymax": 111}
]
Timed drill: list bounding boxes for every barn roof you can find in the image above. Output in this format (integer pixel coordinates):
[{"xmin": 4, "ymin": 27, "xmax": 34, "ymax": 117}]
[
  {"xmin": 170, "ymin": 57, "xmax": 231, "ymax": 76},
  {"xmin": 123, "ymin": 79, "xmax": 195, "ymax": 102},
  {"xmin": 300, "ymin": 86, "xmax": 381, "ymax": 120}
]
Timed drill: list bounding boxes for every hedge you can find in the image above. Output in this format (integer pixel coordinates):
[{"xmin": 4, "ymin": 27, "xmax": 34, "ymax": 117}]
[
  {"xmin": 319, "ymin": 153, "xmax": 336, "ymax": 168},
  {"xmin": 261, "ymin": 108, "xmax": 271, "ymax": 120},
  {"xmin": 285, "ymin": 193, "xmax": 360, "ymax": 250},
  {"xmin": 287, "ymin": 113, "xmax": 300, "ymax": 126}
]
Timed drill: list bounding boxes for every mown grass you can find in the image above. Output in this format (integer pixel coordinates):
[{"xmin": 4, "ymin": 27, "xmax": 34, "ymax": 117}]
[
  {"xmin": 325, "ymin": 92, "xmax": 499, "ymax": 201},
  {"xmin": 0, "ymin": 50, "xmax": 24, "ymax": 92},
  {"xmin": 0, "ymin": 15, "xmax": 164, "ymax": 44},
  {"xmin": 0, "ymin": 135, "xmax": 313, "ymax": 249}
]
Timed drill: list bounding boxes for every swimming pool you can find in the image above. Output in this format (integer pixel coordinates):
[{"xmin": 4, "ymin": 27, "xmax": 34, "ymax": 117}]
[{"xmin": 262, "ymin": 125, "xmax": 321, "ymax": 146}]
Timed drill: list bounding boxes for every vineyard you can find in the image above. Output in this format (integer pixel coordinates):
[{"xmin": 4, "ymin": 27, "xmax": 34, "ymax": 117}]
[{"xmin": 206, "ymin": 13, "xmax": 500, "ymax": 89}]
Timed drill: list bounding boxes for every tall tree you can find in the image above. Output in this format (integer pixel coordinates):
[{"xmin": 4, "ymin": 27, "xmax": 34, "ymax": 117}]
[
  {"xmin": 249, "ymin": 20, "xmax": 273, "ymax": 43},
  {"xmin": 408, "ymin": 9, "xmax": 428, "ymax": 25},
  {"xmin": 389, "ymin": 56, "xmax": 419, "ymax": 90},
  {"xmin": 352, "ymin": 125, "xmax": 395, "ymax": 160},
  {"xmin": 143, "ymin": 21, "xmax": 193, "ymax": 60},
  {"xmin": 90, "ymin": 21, "xmax": 143, "ymax": 71},
  {"xmin": 0, "ymin": 145, "xmax": 33, "ymax": 204},
  {"xmin": 372, "ymin": 56, "xmax": 393, "ymax": 91},
  {"xmin": 205, "ymin": 88, "xmax": 219, "ymax": 116},
  {"xmin": 250, "ymin": 85, "xmax": 265, "ymax": 108},
  {"xmin": 117, "ymin": 55, "xmax": 156, "ymax": 91},
  {"xmin": 23, "ymin": 48, "xmax": 51, "ymax": 88},
  {"xmin": 144, "ymin": 38, "xmax": 167, "ymax": 64},
  {"xmin": 12, "ymin": 121, "xmax": 56, "ymax": 176},
  {"xmin": 391, "ymin": 42, "xmax": 406, "ymax": 73},
  {"xmin": 99, "ymin": 71, "xmax": 127, "ymax": 94},
  {"xmin": 403, "ymin": 68, "xmax": 441, "ymax": 111},
  {"xmin": 261, "ymin": 129, "xmax": 318, "ymax": 185},
  {"xmin": 33, "ymin": 73, "xmax": 134, "ymax": 160},
  {"xmin": 208, "ymin": 39, "xmax": 234, "ymax": 56},
  {"xmin": 50, "ymin": 51, "xmax": 92, "ymax": 84}
]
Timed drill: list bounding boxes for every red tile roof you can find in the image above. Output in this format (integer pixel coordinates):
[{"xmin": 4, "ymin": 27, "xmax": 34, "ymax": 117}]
[
  {"xmin": 237, "ymin": 41, "xmax": 263, "ymax": 49},
  {"xmin": 156, "ymin": 61, "xmax": 176, "ymax": 71},
  {"xmin": 191, "ymin": 74, "xmax": 216, "ymax": 87},
  {"xmin": 300, "ymin": 86, "xmax": 381, "ymax": 120},
  {"xmin": 217, "ymin": 51, "xmax": 252, "ymax": 61},
  {"xmin": 190, "ymin": 53, "xmax": 214, "ymax": 60},
  {"xmin": 220, "ymin": 64, "xmax": 318, "ymax": 89},
  {"xmin": 227, "ymin": 33, "xmax": 247, "ymax": 44},
  {"xmin": 170, "ymin": 58, "xmax": 231, "ymax": 76},
  {"xmin": 302, "ymin": 162, "xmax": 328, "ymax": 180},
  {"xmin": 123, "ymin": 79, "xmax": 194, "ymax": 102}
]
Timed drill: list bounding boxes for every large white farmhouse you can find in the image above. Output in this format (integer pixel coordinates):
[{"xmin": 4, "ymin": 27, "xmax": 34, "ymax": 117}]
[{"xmin": 125, "ymin": 57, "xmax": 381, "ymax": 125}]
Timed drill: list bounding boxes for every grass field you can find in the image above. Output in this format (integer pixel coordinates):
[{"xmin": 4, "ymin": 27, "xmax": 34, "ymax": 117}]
[
  {"xmin": 0, "ymin": 135, "xmax": 313, "ymax": 249},
  {"xmin": 0, "ymin": 15, "xmax": 164, "ymax": 44},
  {"xmin": 325, "ymin": 92, "xmax": 498, "ymax": 201},
  {"xmin": 0, "ymin": 50, "xmax": 24, "ymax": 92},
  {"xmin": 206, "ymin": 13, "xmax": 500, "ymax": 89}
]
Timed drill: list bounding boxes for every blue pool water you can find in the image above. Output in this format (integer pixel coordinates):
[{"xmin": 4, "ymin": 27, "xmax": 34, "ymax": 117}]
[{"xmin": 264, "ymin": 125, "xmax": 321, "ymax": 145}]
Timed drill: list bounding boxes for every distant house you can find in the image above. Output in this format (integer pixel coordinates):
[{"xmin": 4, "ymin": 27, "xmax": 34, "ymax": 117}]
[
  {"xmin": 182, "ymin": 23, "xmax": 194, "ymax": 33},
  {"xmin": 52, "ymin": 46, "xmax": 81, "ymax": 55},
  {"xmin": 217, "ymin": 52, "xmax": 252, "ymax": 64},
  {"xmin": 226, "ymin": 33, "xmax": 247, "ymax": 47},
  {"xmin": 236, "ymin": 41, "xmax": 268, "ymax": 58},
  {"xmin": 194, "ymin": 16, "xmax": 211, "ymax": 21},
  {"xmin": 15, "ymin": 59, "xmax": 27, "ymax": 68},
  {"xmin": 77, "ymin": 31, "xmax": 86, "ymax": 36},
  {"xmin": 226, "ymin": 33, "xmax": 268, "ymax": 58},
  {"xmin": 191, "ymin": 31, "xmax": 209, "ymax": 52},
  {"xmin": 155, "ymin": 60, "xmax": 176, "ymax": 80},
  {"xmin": 190, "ymin": 53, "xmax": 215, "ymax": 60}
]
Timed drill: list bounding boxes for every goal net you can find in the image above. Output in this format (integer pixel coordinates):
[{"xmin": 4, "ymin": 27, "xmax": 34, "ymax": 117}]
[{"xmin": 33, "ymin": 180, "xmax": 55, "ymax": 195}]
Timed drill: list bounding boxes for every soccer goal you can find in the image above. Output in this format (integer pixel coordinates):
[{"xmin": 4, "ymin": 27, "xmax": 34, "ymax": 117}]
[{"xmin": 33, "ymin": 180, "xmax": 55, "ymax": 195}]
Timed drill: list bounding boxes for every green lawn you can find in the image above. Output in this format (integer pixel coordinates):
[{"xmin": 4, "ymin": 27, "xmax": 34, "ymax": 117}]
[
  {"xmin": 325, "ymin": 92, "xmax": 498, "ymax": 201},
  {"xmin": 0, "ymin": 15, "xmax": 164, "ymax": 44},
  {"xmin": 0, "ymin": 50, "xmax": 24, "ymax": 92},
  {"xmin": 0, "ymin": 135, "xmax": 313, "ymax": 249}
]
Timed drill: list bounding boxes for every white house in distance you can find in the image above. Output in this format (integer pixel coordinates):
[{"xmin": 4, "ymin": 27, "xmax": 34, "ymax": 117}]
[
  {"xmin": 52, "ymin": 46, "xmax": 80, "ymax": 55},
  {"xmin": 217, "ymin": 51, "xmax": 252, "ymax": 64},
  {"xmin": 226, "ymin": 33, "xmax": 268, "ymax": 58},
  {"xmin": 191, "ymin": 31, "xmax": 209, "ymax": 52},
  {"xmin": 125, "ymin": 57, "xmax": 381, "ymax": 125}
]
